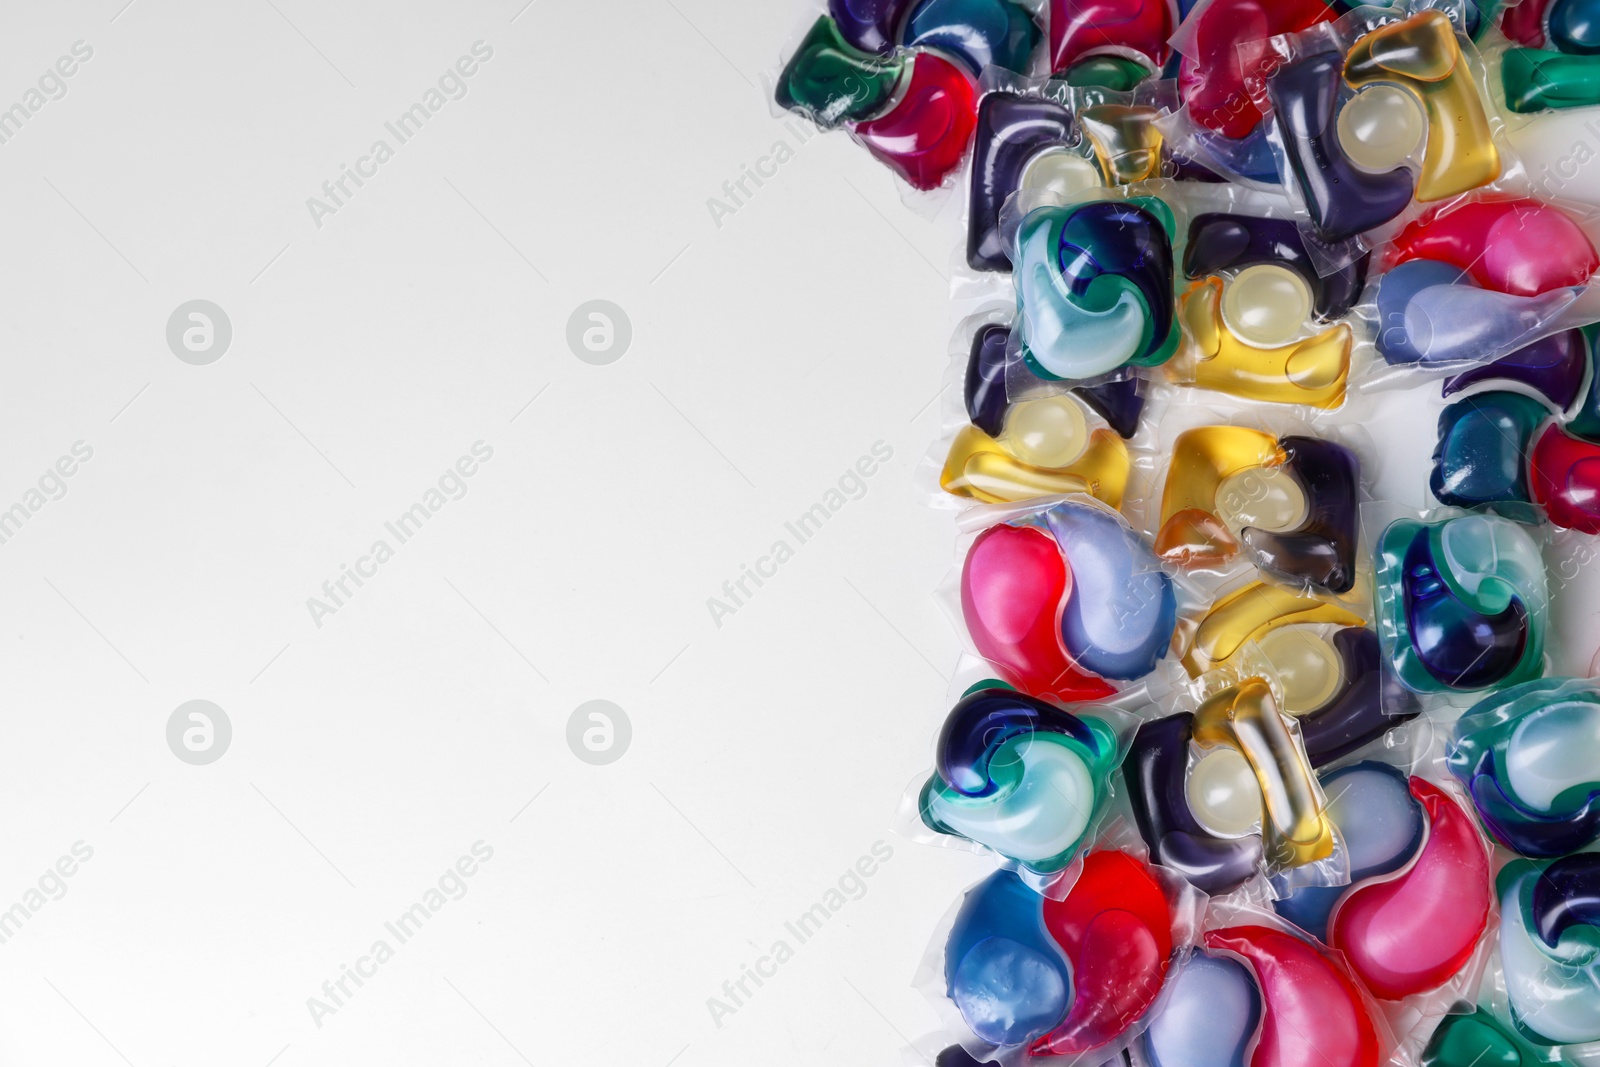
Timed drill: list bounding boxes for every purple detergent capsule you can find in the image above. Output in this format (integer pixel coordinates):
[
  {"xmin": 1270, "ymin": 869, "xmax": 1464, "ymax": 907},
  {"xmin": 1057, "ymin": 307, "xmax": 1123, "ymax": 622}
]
[
  {"xmin": 1239, "ymin": 436, "xmax": 1361, "ymax": 595},
  {"xmin": 1267, "ymin": 50, "xmax": 1413, "ymax": 241},
  {"xmin": 1126, "ymin": 713, "xmax": 1264, "ymax": 894},
  {"xmin": 1298, "ymin": 628, "xmax": 1421, "ymax": 768},
  {"xmin": 1441, "ymin": 328, "xmax": 1591, "ymax": 411},
  {"xmin": 965, "ymin": 322, "xmax": 1146, "ymax": 439},
  {"xmin": 1184, "ymin": 213, "xmax": 1368, "ymax": 321},
  {"xmin": 829, "ymin": 0, "xmax": 914, "ymax": 52},
  {"xmin": 967, "ymin": 93, "xmax": 1077, "ymax": 273}
]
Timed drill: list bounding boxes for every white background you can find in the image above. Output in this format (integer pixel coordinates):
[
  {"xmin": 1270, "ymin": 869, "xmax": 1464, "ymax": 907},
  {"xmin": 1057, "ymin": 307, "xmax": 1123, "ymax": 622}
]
[{"xmin": 0, "ymin": 2, "xmax": 1598, "ymax": 1066}]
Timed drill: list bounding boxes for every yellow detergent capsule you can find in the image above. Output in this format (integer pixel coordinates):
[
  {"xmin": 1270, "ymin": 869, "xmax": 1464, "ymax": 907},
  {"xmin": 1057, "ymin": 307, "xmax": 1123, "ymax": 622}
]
[
  {"xmin": 1156, "ymin": 425, "xmax": 1285, "ymax": 568},
  {"xmin": 940, "ymin": 410, "xmax": 1130, "ymax": 507},
  {"xmin": 1182, "ymin": 581, "xmax": 1366, "ymax": 677},
  {"xmin": 1344, "ymin": 10, "xmax": 1500, "ymax": 201},
  {"xmin": 1193, "ymin": 676, "xmax": 1337, "ymax": 870},
  {"xmin": 1079, "ymin": 104, "xmax": 1164, "ymax": 185},
  {"xmin": 1178, "ymin": 278, "xmax": 1352, "ymax": 409}
]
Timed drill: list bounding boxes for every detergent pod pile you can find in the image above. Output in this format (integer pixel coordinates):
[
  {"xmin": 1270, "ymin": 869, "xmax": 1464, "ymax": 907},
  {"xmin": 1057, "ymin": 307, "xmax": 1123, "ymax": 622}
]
[{"xmin": 776, "ymin": 0, "xmax": 1600, "ymax": 1064}]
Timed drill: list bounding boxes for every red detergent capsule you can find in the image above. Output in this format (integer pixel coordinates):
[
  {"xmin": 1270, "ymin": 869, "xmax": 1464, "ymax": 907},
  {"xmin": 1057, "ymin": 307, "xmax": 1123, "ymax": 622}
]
[
  {"xmin": 1501, "ymin": 0, "xmax": 1552, "ymax": 46},
  {"xmin": 854, "ymin": 53, "xmax": 977, "ymax": 191},
  {"xmin": 961, "ymin": 523, "xmax": 1117, "ymax": 701},
  {"xmin": 1206, "ymin": 925, "xmax": 1384, "ymax": 1067},
  {"xmin": 1532, "ymin": 424, "xmax": 1600, "ymax": 534},
  {"xmin": 1178, "ymin": 0, "xmax": 1337, "ymax": 138},
  {"xmin": 1049, "ymin": 0, "xmax": 1173, "ymax": 73},
  {"xmin": 1386, "ymin": 199, "xmax": 1600, "ymax": 296},
  {"xmin": 1030, "ymin": 851, "xmax": 1173, "ymax": 1056},
  {"xmin": 1327, "ymin": 778, "xmax": 1491, "ymax": 1000}
]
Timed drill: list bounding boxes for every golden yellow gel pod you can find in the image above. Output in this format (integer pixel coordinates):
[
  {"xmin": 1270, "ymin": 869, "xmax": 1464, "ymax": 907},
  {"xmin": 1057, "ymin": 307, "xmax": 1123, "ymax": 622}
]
[{"xmin": 1193, "ymin": 676, "xmax": 1338, "ymax": 870}]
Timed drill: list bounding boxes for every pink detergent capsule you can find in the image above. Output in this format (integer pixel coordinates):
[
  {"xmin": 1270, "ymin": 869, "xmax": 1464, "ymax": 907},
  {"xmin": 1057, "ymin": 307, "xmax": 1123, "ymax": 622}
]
[
  {"xmin": 1031, "ymin": 851, "xmax": 1174, "ymax": 1057},
  {"xmin": 1178, "ymin": 0, "xmax": 1337, "ymax": 138},
  {"xmin": 961, "ymin": 524, "xmax": 1116, "ymax": 701},
  {"xmin": 1049, "ymin": 0, "xmax": 1173, "ymax": 73},
  {"xmin": 854, "ymin": 52, "xmax": 977, "ymax": 191},
  {"xmin": 1385, "ymin": 199, "xmax": 1600, "ymax": 297},
  {"xmin": 1327, "ymin": 778, "xmax": 1491, "ymax": 1000},
  {"xmin": 1206, "ymin": 925, "xmax": 1384, "ymax": 1067},
  {"xmin": 1532, "ymin": 424, "xmax": 1600, "ymax": 534}
]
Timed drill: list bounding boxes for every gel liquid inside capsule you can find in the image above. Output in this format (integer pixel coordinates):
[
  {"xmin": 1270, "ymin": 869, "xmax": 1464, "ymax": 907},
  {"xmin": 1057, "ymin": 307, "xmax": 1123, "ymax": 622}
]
[
  {"xmin": 1193, "ymin": 677, "xmax": 1337, "ymax": 871},
  {"xmin": 1296, "ymin": 628, "xmax": 1423, "ymax": 767},
  {"xmin": 1374, "ymin": 513, "xmax": 1549, "ymax": 693},
  {"xmin": 1420, "ymin": 1007, "xmax": 1554, "ymax": 1067},
  {"xmin": 1205, "ymin": 925, "xmax": 1384, "ymax": 1067},
  {"xmin": 1343, "ymin": 10, "xmax": 1501, "ymax": 202},
  {"xmin": 1336, "ymin": 85, "xmax": 1425, "ymax": 172},
  {"xmin": 1029, "ymin": 850, "xmax": 1175, "ymax": 1056},
  {"xmin": 1013, "ymin": 196, "xmax": 1178, "ymax": 380},
  {"xmin": 1326, "ymin": 777, "xmax": 1492, "ymax": 1000},
  {"xmin": 944, "ymin": 869, "xmax": 1072, "ymax": 1047},
  {"xmin": 1275, "ymin": 762, "xmax": 1425, "ymax": 942},
  {"xmin": 1126, "ymin": 713, "xmax": 1266, "ymax": 893},
  {"xmin": 1217, "ymin": 466, "xmax": 1308, "ymax": 536},
  {"xmin": 1447, "ymin": 677, "xmax": 1600, "ymax": 856},
  {"xmin": 921, "ymin": 687, "xmax": 1121, "ymax": 873},
  {"xmin": 1019, "ymin": 147, "xmax": 1102, "ymax": 201},
  {"xmin": 1222, "ymin": 265, "xmax": 1314, "ymax": 346},
  {"xmin": 1187, "ymin": 746, "xmax": 1265, "ymax": 838},
  {"xmin": 1257, "ymin": 626, "xmax": 1344, "ymax": 715},
  {"xmin": 1142, "ymin": 952, "xmax": 1262, "ymax": 1067},
  {"xmin": 1002, "ymin": 395, "xmax": 1089, "ymax": 468},
  {"xmin": 1496, "ymin": 854, "xmax": 1600, "ymax": 1044}
]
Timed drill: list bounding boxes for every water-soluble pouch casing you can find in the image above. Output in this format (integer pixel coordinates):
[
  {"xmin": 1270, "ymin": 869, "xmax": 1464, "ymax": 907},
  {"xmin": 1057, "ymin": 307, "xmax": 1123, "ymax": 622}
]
[
  {"xmin": 1372, "ymin": 511, "xmax": 1548, "ymax": 695},
  {"xmin": 1446, "ymin": 676, "xmax": 1600, "ymax": 857},
  {"xmin": 1253, "ymin": 7, "xmax": 1520, "ymax": 252},
  {"xmin": 915, "ymin": 681, "xmax": 1131, "ymax": 878},
  {"xmin": 957, "ymin": 495, "xmax": 1181, "ymax": 698}
]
